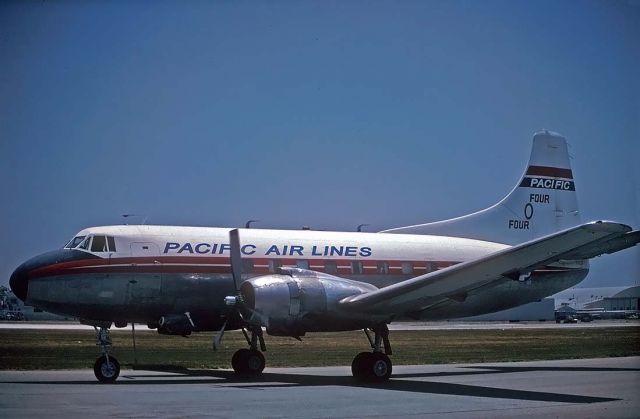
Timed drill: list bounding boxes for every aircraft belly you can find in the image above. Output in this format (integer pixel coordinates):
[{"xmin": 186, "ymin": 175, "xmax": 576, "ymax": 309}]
[
  {"xmin": 413, "ymin": 269, "xmax": 588, "ymax": 320},
  {"xmin": 26, "ymin": 273, "xmax": 234, "ymax": 327},
  {"xmin": 28, "ymin": 274, "xmax": 129, "ymax": 320}
]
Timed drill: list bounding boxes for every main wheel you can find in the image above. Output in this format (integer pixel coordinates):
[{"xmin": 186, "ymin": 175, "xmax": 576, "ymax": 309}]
[
  {"xmin": 93, "ymin": 355, "xmax": 120, "ymax": 383},
  {"xmin": 231, "ymin": 349, "xmax": 249, "ymax": 373},
  {"xmin": 232, "ymin": 349, "xmax": 265, "ymax": 375},
  {"xmin": 351, "ymin": 352, "xmax": 373, "ymax": 380},
  {"xmin": 351, "ymin": 352, "xmax": 392, "ymax": 382},
  {"xmin": 243, "ymin": 349, "xmax": 265, "ymax": 375},
  {"xmin": 369, "ymin": 353, "xmax": 392, "ymax": 382}
]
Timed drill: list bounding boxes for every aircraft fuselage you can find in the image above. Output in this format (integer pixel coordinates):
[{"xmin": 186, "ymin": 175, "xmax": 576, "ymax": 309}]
[{"xmin": 11, "ymin": 225, "xmax": 588, "ymax": 330}]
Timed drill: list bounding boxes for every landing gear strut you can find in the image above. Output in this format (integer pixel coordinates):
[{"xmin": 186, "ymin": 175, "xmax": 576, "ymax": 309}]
[
  {"xmin": 352, "ymin": 324, "xmax": 392, "ymax": 382},
  {"xmin": 93, "ymin": 326, "xmax": 120, "ymax": 383},
  {"xmin": 231, "ymin": 326, "xmax": 266, "ymax": 375}
]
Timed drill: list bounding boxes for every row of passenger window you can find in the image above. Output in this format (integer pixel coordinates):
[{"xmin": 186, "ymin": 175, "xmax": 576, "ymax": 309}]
[{"xmin": 243, "ymin": 259, "xmax": 445, "ymax": 275}]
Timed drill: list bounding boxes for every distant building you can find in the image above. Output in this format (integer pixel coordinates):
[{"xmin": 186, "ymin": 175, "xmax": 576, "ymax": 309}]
[
  {"xmin": 552, "ymin": 286, "xmax": 628, "ymax": 310},
  {"xmin": 461, "ymin": 298, "xmax": 555, "ymax": 321},
  {"xmin": 584, "ymin": 286, "xmax": 640, "ymax": 311}
]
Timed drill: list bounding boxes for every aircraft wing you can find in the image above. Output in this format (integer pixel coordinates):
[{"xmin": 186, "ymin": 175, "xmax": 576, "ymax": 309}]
[{"xmin": 339, "ymin": 221, "xmax": 638, "ymax": 316}]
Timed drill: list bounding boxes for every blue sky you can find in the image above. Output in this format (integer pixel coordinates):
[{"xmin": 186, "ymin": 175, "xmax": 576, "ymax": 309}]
[{"xmin": 1, "ymin": 0, "xmax": 638, "ymax": 287}]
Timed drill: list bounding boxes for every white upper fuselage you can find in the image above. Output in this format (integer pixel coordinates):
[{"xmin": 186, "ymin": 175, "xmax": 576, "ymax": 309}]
[{"xmin": 69, "ymin": 225, "xmax": 508, "ymax": 283}]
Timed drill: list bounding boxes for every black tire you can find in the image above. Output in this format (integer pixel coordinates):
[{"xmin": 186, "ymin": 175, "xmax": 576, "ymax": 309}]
[
  {"xmin": 93, "ymin": 355, "xmax": 120, "ymax": 383},
  {"xmin": 243, "ymin": 349, "xmax": 265, "ymax": 375},
  {"xmin": 232, "ymin": 349, "xmax": 265, "ymax": 375},
  {"xmin": 351, "ymin": 352, "xmax": 374, "ymax": 381},
  {"xmin": 232, "ymin": 349, "xmax": 250, "ymax": 373},
  {"xmin": 369, "ymin": 353, "xmax": 392, "ymax": 382}
]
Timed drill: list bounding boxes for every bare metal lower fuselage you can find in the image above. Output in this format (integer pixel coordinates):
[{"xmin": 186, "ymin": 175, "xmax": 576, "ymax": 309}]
[{"xmin": 24, "ymin": 252, "xmax": 587, "ymax": 331}]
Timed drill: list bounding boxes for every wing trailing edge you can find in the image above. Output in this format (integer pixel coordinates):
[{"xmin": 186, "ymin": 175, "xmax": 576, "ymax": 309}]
[{"xmin": 339, "ymin": 221, "xmax": 636, "ymax": 316}]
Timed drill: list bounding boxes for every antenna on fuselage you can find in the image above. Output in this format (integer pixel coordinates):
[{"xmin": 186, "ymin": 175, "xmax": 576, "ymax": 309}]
[
  {"xmin": 245, "ymin": 220, "xmax": 259, "ymax": 228},
  {"xmin": 357, "ymin": 224, "xmax": 370, "ymax": 232},
  {"xmin": 122, "ymin": 214, "xmax": 148, "ymax": 225}
]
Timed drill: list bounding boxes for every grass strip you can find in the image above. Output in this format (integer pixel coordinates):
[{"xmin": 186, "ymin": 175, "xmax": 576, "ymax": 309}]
[{"xmin": 1, "ymin": 327, "xmax": 638, "ymax": 370}]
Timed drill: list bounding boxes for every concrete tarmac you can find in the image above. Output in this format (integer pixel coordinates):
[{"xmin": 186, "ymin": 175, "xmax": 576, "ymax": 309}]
[
  {"xmin": 1, "ymin": 357, "xmax": 638, "ymax": 418},
  {"xmin": 1, "ymin": 319, "xmax": 638, "ymax": 331}
]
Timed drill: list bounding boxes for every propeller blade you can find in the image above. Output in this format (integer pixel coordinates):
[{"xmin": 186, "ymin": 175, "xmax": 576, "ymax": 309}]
[
  {"xmin": 212, "ymin": 319, "xmax": 227, "ymax": 351},
  {"xmin": 229, "ymin": 228, "xmax": 243, "ymax": 291}
]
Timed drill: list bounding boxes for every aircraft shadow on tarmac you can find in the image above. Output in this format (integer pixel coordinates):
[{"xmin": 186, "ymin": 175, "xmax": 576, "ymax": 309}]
[{"xmin": 6, "ymin": 365, "xmax": 636, "ymax": 404}]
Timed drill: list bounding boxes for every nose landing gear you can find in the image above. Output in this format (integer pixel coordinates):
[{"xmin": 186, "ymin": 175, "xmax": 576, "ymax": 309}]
[{"xmin": 93, "ymin": 326, "xmax": 120, "ymax": 383}]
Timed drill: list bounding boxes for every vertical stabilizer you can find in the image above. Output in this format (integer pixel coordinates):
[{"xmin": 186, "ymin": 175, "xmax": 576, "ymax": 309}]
[{"xmin": 382, "ymin": 131, "xmax": 581, "ymax": 244}]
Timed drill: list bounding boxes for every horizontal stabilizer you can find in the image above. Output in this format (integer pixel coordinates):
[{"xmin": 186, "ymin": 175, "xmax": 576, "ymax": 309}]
[
  {"xmin": 560, "ymin": 230, "xmax": 640, "ymax": 260},
  {"xmin": 340, "ymin": 221, "xmax": 632, "ymax": 317}
]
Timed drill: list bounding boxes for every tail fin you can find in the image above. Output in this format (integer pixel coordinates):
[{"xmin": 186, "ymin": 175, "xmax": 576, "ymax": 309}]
[{"xmin": 382, "ymin": 130, "xmax": 581, "ymax": 245}]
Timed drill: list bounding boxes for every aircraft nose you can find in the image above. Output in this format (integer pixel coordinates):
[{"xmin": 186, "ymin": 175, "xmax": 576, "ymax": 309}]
[{"xmin": 9, "ymin": 264, "xmax": 29, "ymax": 302}]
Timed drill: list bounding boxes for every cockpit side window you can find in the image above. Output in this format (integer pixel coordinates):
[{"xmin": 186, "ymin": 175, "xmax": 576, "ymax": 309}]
[
  {"xmin": 65, "ymin": 236, "xmax": 86, "ymax": 249},
  {"xmin": 78, "ymin": 236, "xmax": 91, "ymax": 250},
  {"xmin": 91, "ymin": 236, "xmax": 108, "ymax": 252}
]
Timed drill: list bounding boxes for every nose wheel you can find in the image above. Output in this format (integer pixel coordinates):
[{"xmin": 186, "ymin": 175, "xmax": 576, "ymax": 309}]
[
  {"xmin": 93, "ymin": 326, "xmax": 120, "ymax": 383},
  {"xmin": 94, "ymin": 355, "xmax": 120, "ymax": 383}
]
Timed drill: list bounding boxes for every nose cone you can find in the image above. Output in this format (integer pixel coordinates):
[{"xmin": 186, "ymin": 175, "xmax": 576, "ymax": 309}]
[{"xmin": 9, "ymin": 264, "xmax": 29, "ymax": 302}]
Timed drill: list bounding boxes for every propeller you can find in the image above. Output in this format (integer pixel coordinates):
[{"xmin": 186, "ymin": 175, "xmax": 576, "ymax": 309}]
[
  {"xmin": 229, "ymin": 228, "xmax": 243, "ymax": 294},
  {"xmin": 213, "ymin": 228, "xmax": 268, "ymax": 350}
]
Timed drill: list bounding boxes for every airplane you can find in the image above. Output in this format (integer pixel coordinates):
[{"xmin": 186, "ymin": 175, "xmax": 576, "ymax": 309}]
[{"xmin": 9, "ymin": 130, "xmax": 639, "ymax": 383}]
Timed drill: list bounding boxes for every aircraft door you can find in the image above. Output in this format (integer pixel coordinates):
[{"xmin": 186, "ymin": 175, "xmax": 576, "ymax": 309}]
[
  {"xmin": 128, "ymin": 242, "xmax": 162, "ymax": 304},
  {"xmin": 131, "ymin": 242, "xmax": 160, "ymax": 257}
]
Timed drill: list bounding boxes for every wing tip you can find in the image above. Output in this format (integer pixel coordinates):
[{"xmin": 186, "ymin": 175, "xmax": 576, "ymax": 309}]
[{"xmin": 585, "ymin": 220, "xmax": 632, "ymax": 234}]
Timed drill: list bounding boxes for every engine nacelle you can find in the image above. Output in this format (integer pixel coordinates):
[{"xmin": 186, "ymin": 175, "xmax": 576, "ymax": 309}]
[
  {"xmin": 239, "ymin": 268, "xmax": 380, "ymax": 336},
  {"xmin": 157, "ymin": 313, "xmax": 195, "ymax": 336}
]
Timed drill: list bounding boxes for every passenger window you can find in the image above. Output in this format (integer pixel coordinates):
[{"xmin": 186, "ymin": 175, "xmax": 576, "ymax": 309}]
[
  {"xmin": 296, "ymin": 260, "xmax": 310, "ymax": 270},
  {"xmin": 426, "ymin": 262, "xmax": 438, "ymax": 273},
  {"xmin": 351, "ymin": 261, "xmax": 363, "ymax": 274},
  {"xmin": 401, "ymin": 262, "xmax": 414, "ymax": 275},
  {"xmin": 242, "ymin": 259, "xmax": 254, "ymax": 273},
  {"xmin": 91, "ymin": 236, "xmax": 108, "ymax": 252},
  {"xmin": 377, "ymin": 261, "xmax": 389, "ymax": 274},
  {"xmin": 107, "ymin": 236, "xmax": 116, "ymax": 252},
  {"xmin": 324, "ymin": 261, "xmax": 337, "ymax": 274},
  {"xmin": 269, "ymin": 260, "xmax": 282, "ymax": 273}
]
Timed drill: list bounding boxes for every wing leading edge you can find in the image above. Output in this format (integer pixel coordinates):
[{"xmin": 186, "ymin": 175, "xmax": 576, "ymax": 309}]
[{"xmin": 340, "ymin": 221, "xmax": 638, "ymax": 317}]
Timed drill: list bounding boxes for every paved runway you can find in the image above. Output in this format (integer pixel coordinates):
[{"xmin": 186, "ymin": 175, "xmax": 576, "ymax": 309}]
[
  {"xmin": 1, "ymin": 319, "xmax": 638, "ymax": 331},
  {"xmin": 1, "ymin": 357, "xmax": 638, "ymax": 418}
]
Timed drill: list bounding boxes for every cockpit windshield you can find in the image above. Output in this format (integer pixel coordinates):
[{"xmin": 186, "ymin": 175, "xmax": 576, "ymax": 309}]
[
  {"xmin": 64, "ymin": 236, "xmax": 86, "ymax": 249},
  {"xmin": 65, "ymin": 234, "xmax": 117, "ymax": 252}
]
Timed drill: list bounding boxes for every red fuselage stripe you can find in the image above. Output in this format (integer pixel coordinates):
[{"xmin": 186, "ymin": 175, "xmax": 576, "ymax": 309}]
[
  {"xmin": 27, "ymin": 256, "xmax": 461, "ymax": 278},
  {"xmin": 27, "ymin": 255, "xmax": 579, "ymax": 279}
]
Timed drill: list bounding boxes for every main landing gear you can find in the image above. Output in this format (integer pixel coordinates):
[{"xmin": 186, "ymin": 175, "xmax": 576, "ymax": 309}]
[
  {"xmin": 231, "ymin": 326, "xmax": 266, "ymax": 375},
  {"xmin": 93, "ymin": 326, "xmax": 120, "ymax": 383},
  {"xmin": 351, "ymin": 324, "xmax": 393, "ymax": 382},
  {"xmin": 224, "ymin": 324, "xmax": 393, "ymax": 381}
]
